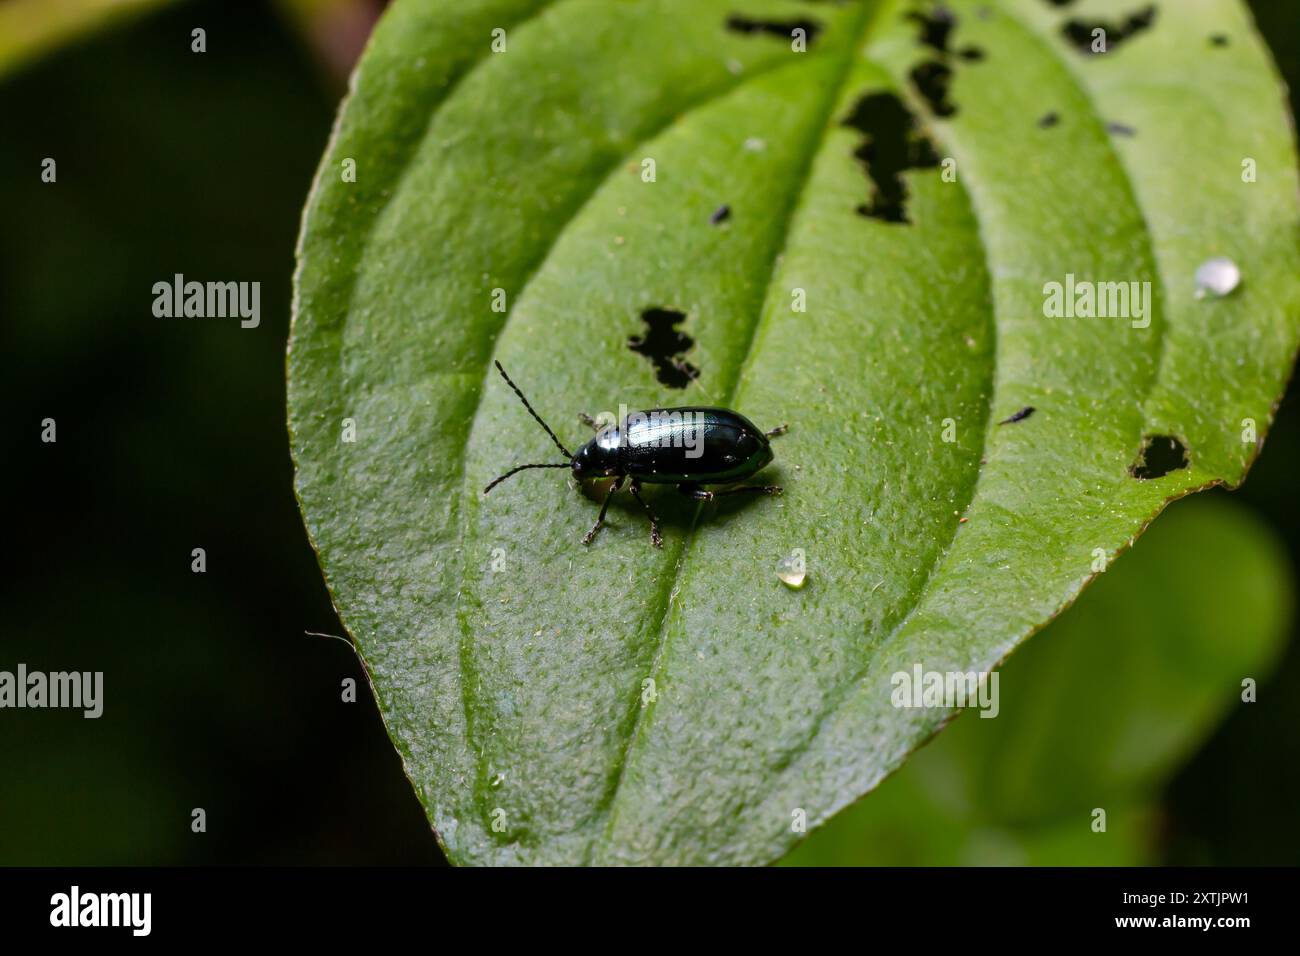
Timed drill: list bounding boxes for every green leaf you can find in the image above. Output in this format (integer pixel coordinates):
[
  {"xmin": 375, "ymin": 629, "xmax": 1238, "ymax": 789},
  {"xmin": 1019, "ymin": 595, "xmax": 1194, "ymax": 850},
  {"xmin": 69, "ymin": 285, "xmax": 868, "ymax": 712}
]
[
  {"xmin": 780, "ymin": 495, "xmax": 1293, "ymax": 865},
  {"xmin": 289, "ymin": 0, "xmax": 1300, "ymax": 864}
]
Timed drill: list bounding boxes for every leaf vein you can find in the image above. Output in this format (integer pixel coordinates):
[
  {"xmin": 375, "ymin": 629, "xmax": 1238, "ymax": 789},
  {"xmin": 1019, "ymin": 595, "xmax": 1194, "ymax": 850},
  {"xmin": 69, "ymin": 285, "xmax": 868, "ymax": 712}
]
[{"xmin": 593, "ymin": 0, "xmax": 893, "ymax": 859}]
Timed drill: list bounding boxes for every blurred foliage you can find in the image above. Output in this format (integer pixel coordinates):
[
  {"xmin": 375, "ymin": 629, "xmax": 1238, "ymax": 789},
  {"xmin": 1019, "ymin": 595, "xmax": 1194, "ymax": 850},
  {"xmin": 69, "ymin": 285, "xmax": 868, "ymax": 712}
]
[
  {"xmin": 783, "ymin": 497, "xmax": 1291, "ymax": 865},
  {"xmin": 0, "ymin": 0, "xmax": 442, "ymax": 864},
  {"xmin": 274, "ymin": 0, "xmax": 386, "ymax": 87},
  {"xmin": 0, "ymin": 0, "xmax": 176, "ymax": 77}
]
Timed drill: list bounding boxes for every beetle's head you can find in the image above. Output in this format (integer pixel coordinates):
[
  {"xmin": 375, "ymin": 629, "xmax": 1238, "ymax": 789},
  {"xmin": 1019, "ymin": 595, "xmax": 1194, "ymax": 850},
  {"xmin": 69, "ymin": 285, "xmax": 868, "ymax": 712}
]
[{"xmin": 571, "ymin": 430, "xmax": 620, "ymax": 479}]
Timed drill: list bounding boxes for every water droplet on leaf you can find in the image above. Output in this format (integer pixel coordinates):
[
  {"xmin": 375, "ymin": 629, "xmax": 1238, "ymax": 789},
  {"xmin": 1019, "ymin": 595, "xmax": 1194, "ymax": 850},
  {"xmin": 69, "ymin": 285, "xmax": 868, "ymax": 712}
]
[
  {"xmin": 777, "ymin": 554, "xmax": 806, "ymax": 589},
  {"xmin": 1195, "ymin": 256, "xmax": 1241, "ymax": 299}
]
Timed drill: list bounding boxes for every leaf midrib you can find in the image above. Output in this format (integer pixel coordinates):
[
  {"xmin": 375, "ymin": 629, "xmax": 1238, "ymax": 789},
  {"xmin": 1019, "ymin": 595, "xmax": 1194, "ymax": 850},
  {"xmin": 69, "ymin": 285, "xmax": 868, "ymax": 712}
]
[{"xmin": 591, "ymin": 0, "xmax": 900, "ymax": 859}]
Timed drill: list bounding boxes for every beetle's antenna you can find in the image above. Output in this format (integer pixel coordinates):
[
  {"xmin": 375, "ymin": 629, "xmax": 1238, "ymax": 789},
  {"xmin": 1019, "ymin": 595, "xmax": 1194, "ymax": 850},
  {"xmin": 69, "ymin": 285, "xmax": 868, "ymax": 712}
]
[
  {"xmin": 483, "ymin": 462, "xmax": 570, "ymax": 495},
  {"xmin": 494, "ymin": 360, "xmax": 572, "ymax": 458}
]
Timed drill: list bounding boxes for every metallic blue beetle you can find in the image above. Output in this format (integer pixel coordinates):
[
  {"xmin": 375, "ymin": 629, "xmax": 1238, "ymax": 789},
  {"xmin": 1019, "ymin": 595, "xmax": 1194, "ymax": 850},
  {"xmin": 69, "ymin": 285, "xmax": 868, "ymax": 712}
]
[{"xmin": 483, "ymin": 362, "xmax": 786, "ymax": 547}]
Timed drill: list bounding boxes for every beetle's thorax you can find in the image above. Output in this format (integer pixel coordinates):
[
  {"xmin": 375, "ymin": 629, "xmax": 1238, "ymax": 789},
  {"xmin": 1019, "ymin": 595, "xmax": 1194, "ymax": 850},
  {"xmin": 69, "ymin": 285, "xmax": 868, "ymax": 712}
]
[{"xmin": 571, "ymin": 427, "xmax": 622, "ymax": 478}]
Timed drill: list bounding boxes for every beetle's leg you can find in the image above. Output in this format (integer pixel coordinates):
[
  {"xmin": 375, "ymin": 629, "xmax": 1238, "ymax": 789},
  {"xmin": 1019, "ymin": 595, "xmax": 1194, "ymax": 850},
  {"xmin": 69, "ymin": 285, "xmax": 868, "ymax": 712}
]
[
  {"xmin": 582, "ymin": 476, "xmax": 624, "ymax": 545},
  {"xmin": 676, "ymin": 483, "xmax": 714, "ymax": 501},
  {"xmin": 628, "ymin": 479, "xmax": 663, "ymax": 549},
  {"xmin": 716, "ymin": 484, "xmax": 783, "ymax": 497},
  {"xmin": 765, "ymin": 423, "xmax": 789, "ymax": 439},
  {"xmin": 578, "ymin": 412, "xmax": 601, "ymax": 431}
]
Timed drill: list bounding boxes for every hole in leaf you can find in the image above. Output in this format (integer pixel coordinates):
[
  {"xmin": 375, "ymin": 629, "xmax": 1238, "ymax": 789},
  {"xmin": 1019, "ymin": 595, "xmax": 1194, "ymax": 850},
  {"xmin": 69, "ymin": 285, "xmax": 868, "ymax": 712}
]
[
  {"xmin": 911, "ymin": 61, "xmax": 956, "ymax": 117},
  {"xmin": 840, "ymin": 91, "xmax": 940, "ymax": 224},
  {"xmin": 1062, "ymin": 5, "xmax": 1157, "ymax": 54},
  {"xmin": 906, "ymin": 5, "xmax": 956, "ymax": 55},
  {"xmin": 904, "ymin": 4, "xmax": 981, "ymax": 116},
  {"xmin": 628, "ymin": 308, "xmax": 699, "ymax": 389},
  {"xmin": 725, "ymin": 15, "xmax": 822, "ymax": 45},
  {"xmin": 1129, "ymin": 434, "xmax": 1190, "ymax": 479}
]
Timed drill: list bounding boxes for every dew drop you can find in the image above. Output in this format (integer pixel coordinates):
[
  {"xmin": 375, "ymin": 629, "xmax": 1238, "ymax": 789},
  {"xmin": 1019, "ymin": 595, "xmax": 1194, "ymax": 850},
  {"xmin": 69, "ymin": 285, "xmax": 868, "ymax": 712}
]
[
  {"xmin": 777, "ymin": 553, "xmax": 806, "ymax": 589},
  {"xmin": 1195, "ymin": 257, "xmax": 1241, "ymax": 299}
]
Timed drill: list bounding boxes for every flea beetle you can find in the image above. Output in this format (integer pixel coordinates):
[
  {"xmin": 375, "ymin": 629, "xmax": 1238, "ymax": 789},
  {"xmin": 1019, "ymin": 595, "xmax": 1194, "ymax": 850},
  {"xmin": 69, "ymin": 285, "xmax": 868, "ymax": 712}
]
[{"xmin": 483, "ymin": 361, "xmax": 786, "ymax": 548}]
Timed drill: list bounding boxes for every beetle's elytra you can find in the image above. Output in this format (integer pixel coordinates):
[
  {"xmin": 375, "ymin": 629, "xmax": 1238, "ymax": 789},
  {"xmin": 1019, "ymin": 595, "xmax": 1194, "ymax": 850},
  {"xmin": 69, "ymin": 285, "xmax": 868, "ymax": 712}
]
[{"xmin": 483, "ymin": 362, "xmax": 786, "ymax": 548}]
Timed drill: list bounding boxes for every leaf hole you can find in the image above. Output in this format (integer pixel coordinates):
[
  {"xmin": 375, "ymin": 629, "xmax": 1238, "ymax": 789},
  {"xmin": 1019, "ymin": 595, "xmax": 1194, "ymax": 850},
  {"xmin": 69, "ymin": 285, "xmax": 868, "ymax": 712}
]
[
  {"xmin": 1129, "ymin": 434, "xmax": 1190, "ymax": 480},
  {"xmin": 904, "ymin": 4, "xmax": 983, "ymax": 117},
  {"xmin": 909, "ymin": 61, "xmax": 957, "ymax": 117},
  {"xmin": 840, "ymin": 92, "xmax": 940, "ymax": 224},
  {"xmin": 1063, "ymin": 5, "xmax": 1157, "ymax": 55},
  {"xmin": 628, "ymin": 308, "xmax": 699, "ymax": 389},
  {"xmin": 725, "ymin": 15, "xmax": 822, "ymax": 45},
  {"xmin": 906, "ymin": 4, "xmax": 957, "ymax": 55}
]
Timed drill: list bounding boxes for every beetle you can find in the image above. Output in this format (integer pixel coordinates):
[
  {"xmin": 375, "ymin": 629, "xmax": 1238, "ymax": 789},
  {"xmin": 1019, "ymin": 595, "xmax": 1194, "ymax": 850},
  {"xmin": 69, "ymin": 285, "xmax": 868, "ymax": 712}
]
[{"xmin": 483, "ymin": 361, "xmax": 787, "ymax": 547}]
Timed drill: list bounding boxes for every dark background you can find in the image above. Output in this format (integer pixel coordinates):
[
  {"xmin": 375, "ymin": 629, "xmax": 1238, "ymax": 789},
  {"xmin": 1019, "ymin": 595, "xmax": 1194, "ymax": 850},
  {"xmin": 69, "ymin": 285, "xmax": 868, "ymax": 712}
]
[{"xmin": 0, "ymin": 0, "xmax": 1296, "ymax": 865}]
